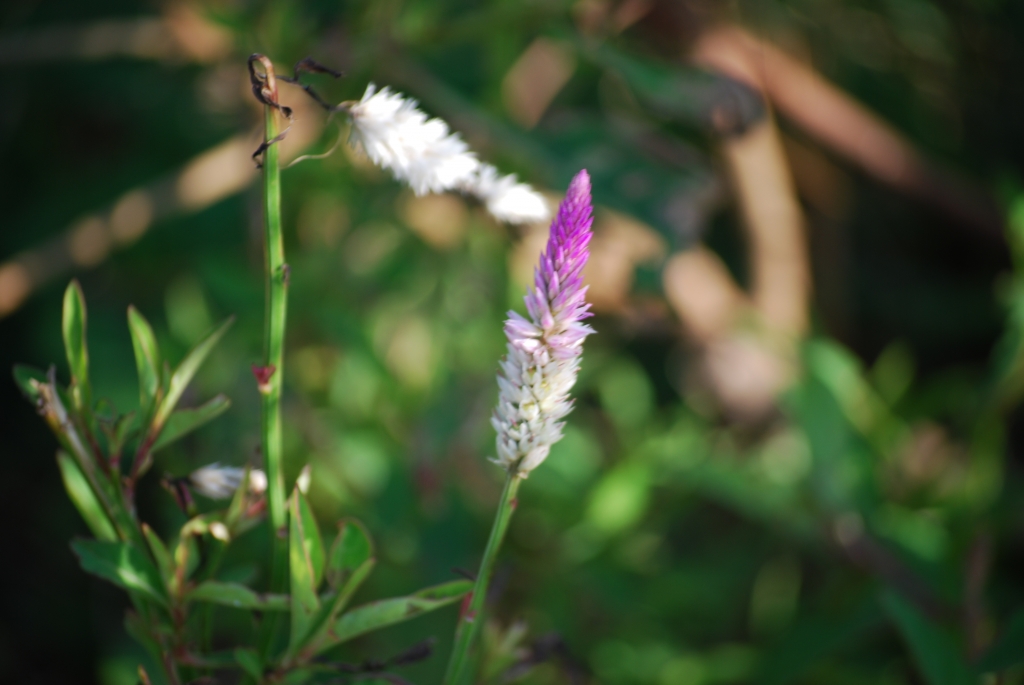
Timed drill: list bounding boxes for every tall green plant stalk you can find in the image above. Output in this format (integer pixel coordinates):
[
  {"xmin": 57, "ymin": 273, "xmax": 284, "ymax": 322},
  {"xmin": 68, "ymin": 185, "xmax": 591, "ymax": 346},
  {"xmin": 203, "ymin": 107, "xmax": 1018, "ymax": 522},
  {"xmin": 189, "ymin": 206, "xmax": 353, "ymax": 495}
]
[
  {"xmin": 444, "ymin": 473, "xmax": 523, "ymax": 685},
  {"xmin": 252, "ymin": 54, "xmax": 290, "ymax": 655}
]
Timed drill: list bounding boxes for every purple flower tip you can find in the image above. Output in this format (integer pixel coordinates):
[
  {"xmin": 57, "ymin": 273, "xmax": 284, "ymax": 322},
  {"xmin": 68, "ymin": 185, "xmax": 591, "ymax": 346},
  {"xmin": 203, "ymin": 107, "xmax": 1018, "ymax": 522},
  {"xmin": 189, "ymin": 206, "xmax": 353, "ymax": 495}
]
[
  {"xmin": 528, "ymin": 169, "xmax": 593, "ymax": 328},
  {"xmin": 567, "ymin": 169, "xmax": 590, "ymax": 202}
]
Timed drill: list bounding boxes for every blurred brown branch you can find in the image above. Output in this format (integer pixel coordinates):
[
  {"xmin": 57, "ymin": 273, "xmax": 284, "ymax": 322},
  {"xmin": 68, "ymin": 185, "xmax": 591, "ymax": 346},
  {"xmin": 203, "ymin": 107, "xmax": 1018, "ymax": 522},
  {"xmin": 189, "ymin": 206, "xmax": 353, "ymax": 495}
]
[
  {"xmin": 0, "ymin": 4, "xmax": 233, "ymax": 65},
  {"xmin": 0, "ymin": 78, "xmax": 327, "ymax": 318},
  {"xmin": 691, "ymin": 24, "xmax": 1003, "ymax": 240}
]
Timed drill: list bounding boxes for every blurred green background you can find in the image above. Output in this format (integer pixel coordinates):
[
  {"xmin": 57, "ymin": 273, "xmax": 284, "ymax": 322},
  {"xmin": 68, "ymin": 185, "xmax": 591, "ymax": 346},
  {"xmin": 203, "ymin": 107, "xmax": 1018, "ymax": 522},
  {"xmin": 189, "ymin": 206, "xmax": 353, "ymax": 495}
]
[{"xmin": 4, "ymin": 0, "xmax": 1024, "ymax": 683}]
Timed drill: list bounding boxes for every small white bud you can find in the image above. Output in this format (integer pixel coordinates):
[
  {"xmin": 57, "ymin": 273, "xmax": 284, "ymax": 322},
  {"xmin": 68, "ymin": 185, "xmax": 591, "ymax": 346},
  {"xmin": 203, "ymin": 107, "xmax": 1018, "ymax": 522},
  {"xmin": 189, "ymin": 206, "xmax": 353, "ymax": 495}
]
[
  {"xmin": 209, "ymin": 521, "xmax": 230, "ymax": 542},
  {"xmin": 190, "ymin": 464, "xmax": 267, "ymax": 499},
  {"xmin": 296, "ymin": 464, "xmax": 312, "ymax": 495},
  {"xmin": 190, "ymin": 464, "xmax": 245, "ymax": 500},
  {"xmin": 249, "ymin": 469, "xmax": 268, "ymax": 495}
]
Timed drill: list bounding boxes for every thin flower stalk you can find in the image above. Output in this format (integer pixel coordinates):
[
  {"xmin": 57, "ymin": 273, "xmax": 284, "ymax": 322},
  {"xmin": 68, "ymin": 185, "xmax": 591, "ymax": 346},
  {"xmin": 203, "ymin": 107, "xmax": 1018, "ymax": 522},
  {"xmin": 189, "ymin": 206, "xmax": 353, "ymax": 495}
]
[
  {"xmin": 251, "ymin": 54, "xmax": 290, "ymax": 657},
  {"xmin": 444, "ymin": 170, "xmax": 594, "ymax": 685}
]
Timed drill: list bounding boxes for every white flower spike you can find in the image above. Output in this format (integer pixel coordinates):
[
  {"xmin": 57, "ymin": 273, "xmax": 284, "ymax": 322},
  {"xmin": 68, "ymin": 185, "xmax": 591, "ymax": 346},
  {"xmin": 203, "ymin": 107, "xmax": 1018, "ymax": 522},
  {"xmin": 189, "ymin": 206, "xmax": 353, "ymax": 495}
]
[
  {"xmin": 346, "ymin": 84, "xmax": 550, "ymax": 224},
  {"xmin": 464, "ymin": 164, "xmax": 551, "ymax": 224},
  {"xmin": 347, "ymin": 84, "xmax": 480, "ymax": 196}
]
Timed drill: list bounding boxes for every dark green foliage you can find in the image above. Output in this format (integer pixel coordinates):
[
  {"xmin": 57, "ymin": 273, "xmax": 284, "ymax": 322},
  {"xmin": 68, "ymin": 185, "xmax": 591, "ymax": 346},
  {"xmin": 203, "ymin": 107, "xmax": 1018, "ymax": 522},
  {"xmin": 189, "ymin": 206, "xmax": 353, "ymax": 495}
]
[
  {"xmin": 881, "ymin": 591, "xmax": 973, "ymax": 685},
  {"xmin": 978, "ymin": 610, "xmax": 1024, "ymax": 674},
  {"xmin": 5, "ymin": 0, "xmax": 1024, "ymax": 684},
  {"xmin": 72, "ymin": 539, "xmax": 167, "ymax": 606}
]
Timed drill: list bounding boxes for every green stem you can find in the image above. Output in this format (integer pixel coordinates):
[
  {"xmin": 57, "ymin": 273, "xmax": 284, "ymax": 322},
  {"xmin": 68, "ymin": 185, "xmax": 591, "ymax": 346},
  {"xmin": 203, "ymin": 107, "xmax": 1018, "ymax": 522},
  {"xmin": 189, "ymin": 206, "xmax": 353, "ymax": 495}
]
[
  {"xmin": 254, "ymin": 56, "xmax": 290, "ymax": 659},
  {"xmin": 443, "ymin": 473, "xmax": 522, "ymax": 685},
  {"xmin": 198, "ymin": 539, "xmax": 229, "ymax": 653}
]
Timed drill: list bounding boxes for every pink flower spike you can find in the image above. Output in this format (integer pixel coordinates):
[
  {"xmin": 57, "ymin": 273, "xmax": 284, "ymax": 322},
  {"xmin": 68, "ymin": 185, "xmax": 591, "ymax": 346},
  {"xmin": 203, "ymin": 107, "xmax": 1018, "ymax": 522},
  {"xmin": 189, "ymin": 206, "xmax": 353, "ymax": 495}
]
[{"xmin": 492, "ymin": 170, "xmax": 595, "ymax": 476}]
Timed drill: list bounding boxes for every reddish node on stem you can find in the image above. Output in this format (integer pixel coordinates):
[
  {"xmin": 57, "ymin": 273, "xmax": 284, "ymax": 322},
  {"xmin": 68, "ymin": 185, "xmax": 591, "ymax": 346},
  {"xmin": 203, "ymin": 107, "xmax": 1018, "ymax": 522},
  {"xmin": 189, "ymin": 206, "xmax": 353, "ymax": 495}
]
[
  {"xmin": 459, "ymin": 592, "xmax": 475, "ymax": 622},
  {"xmin": 245, "ymin": 499, "xmax": 267, "ymax": 519},
  {"xmin": 252, "ymin": 364, "xmax": 276, "ymax": 394}
]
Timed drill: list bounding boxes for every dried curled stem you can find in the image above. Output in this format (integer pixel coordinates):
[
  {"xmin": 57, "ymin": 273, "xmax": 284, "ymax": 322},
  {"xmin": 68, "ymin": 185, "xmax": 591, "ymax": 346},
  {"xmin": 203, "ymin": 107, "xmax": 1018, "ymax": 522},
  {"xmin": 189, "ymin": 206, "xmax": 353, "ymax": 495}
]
[{"xmin": 248, "ymin": 54, "xmax": 293, "ymax": 165}]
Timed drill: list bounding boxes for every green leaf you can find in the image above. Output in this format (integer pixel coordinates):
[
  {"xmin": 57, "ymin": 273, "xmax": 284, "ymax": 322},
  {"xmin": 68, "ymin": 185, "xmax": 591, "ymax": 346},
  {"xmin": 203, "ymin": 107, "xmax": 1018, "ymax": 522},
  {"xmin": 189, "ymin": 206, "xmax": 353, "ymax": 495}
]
[
  {"xmin": 234, "ymin": 648, "xmax": 263, "ymax": 680},
  {"xmin": 759, "ymin": 597, "xmax": 882, "ymax": 685},
  {"xmin": 141, "ymin": 523, "xmax": 173, "ymax": 585},
  {"xmin": 326, "ymin": 518, "xmax": 373, "ymax": 590},
  {"xmin": 12, "ymin": 364, "xmax": 47, "ymax": 404},
  {"xmin": 978, "ymin": 609, "xmax": 1024, "ymax": 673},
  {"xmin": 328, "ymin": 557, "xmax": 374, "ymax": 618},
  {"xmin": 289, "ymin": 490, "xmax": 324, "ymax": 651},
  {"xmin": 127, "ymin": 306, "xmax": 161, "ymax": 417},
  {"xmin": 72, "ymin": 539, "xmax": 166, "ymax": 606},
  {"xmin": 321, "ymin": 580, "xmax": 471, "ymax": 652},
  {"xmin": 280, "ymin": 668, "xmax": 318, "ymax": 684},
  {"xmin": 880, "ymin": 590, "xmax": 973, "ymax": 685},
  {"xmin": 299, "ymin": 493, "xmax": 325, "ymax": 588},
  {"xmin": 188, "ymin": 581, "xmax": 289, "ymax": 611},
  {"xmin": 306, "ymin": 557, "xmax": 375, "ymax": 655},
  {"xmin": 302, "ymin": 520, "xmax": 376, "ymax": 655},
  {"xmin": 56, "ymin": 451, "xmax": 117, "ymax": 541},
  {"xmin": 62, "ymin": 280, "xmax": 90, "ymax": 411},
  {"xmin": 150, "ymin": 316, "xmax": 233, "ymax": 434},
  {"xmin": 150, "ymin": 394, "xmax": 230, "ymax": 453},
  {"xmin": 225, "ymin": 466, "xmax": 254, "ymax": 528}
]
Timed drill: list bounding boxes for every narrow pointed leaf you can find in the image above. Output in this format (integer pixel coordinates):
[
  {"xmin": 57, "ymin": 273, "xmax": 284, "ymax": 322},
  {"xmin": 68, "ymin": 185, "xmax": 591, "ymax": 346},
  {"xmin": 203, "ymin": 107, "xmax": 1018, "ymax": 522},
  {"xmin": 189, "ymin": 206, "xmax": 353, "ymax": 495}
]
[
  {"xmin": 151, "ymin": 316, "xmax": 233, "ymax": 433},
  {"xmin": 320, "ymin": 580, "xmax": 471, "ymax": 651},
  {"xmin": 141, "ymin": 523, "xmax": 173, "ymax": 585},
  {"xmin": 13, "ymin": 364, "xmax": 47, "ymax": 404},
  {"xmin": 151, "ymin": 394, "xmax": 231, "ymax": 452},
  {"xmin": 188, "ymin": 581, "xmax": 289, "ymax": 611},
  {"xmin": 306, "ymin": 557, "xmax": 375, "ymax": 655},
  {"xmin": 225, "ymin": 466, "xmax": 253, "ymax": 528},
  {"xmin": 881, "ymin": 590, "xmax": 973, "ymax": 685},
  {"xmin": 326, "ymin": 518, "xmax": 373, "ymax": 590},
  {"xmin": 71, "ymin": 539, "xmax": 166, "ymax": 605},
  {"xmin": 62, "ymin": 280, "xmax": 90, "ymax": 411},
  {"xmin": 978, "ymin": 609, "xmax": 1024, "ymax": 673},
  {"xmin": 298, "ymin": 491, "xmax": 325, "ymax": 588},
  {"xmin": 56, "ymin": 451, "xmax": 117, "ymax": 541},
  {"xmin": 234, "ymin": 648, "xmax": 263, "ymax": 680},
  {"xmin": 326, "ymin": 557, "xmax": 374, "ymax": 621},
  {"xmin": 127, "ymin": 306, "xmax": 161, "ymax": 416},
  {"xmin": 281, "ymin": 668, "xmax": 318, "ymax": 684},
  {"xmin": 289, "ymin": 491, "xmax": 323, "ymax": 650}
]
